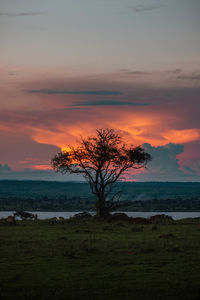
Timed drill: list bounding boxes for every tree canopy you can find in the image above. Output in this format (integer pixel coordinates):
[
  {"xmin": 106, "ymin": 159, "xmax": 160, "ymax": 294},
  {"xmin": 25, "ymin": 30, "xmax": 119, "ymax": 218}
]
[{"xmin": 51, "ymin": 128, "xmax": 151, "ymax": 216}]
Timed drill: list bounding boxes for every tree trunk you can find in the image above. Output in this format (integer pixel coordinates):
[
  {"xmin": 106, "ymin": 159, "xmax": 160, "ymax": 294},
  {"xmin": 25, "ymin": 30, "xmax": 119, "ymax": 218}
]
[{"xmin": 95, "ymin": 194, "xmax": 109, "ymax": 217}]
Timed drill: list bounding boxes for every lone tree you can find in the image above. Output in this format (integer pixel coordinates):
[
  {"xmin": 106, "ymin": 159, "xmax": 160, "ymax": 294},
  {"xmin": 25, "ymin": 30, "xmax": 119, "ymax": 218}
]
[{"xmin": 51, "ymin": 128, "xmax": 151, "ymax": 217}]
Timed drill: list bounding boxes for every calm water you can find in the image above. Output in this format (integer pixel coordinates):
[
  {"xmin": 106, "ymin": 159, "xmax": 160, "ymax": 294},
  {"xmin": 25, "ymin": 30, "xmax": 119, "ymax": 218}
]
[{"xmin": 1, "ymin": 211, "xmax": 200, "ymax": 220}]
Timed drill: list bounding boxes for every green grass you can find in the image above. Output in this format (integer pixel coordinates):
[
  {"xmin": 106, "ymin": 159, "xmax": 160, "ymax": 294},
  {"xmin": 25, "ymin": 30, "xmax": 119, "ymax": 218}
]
[{"xmin": 0, "ymin": 218, "xmax": 200, "ymax": 300}]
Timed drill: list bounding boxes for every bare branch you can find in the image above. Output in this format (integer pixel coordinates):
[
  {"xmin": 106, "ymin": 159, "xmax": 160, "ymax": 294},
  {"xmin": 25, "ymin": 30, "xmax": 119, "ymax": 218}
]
[{"xmin": 51, "ymin": 128, "xmax": 151, "ymax": 216}]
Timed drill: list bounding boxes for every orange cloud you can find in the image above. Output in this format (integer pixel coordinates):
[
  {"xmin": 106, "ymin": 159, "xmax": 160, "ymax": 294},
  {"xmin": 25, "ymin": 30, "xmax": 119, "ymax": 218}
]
[
  {"xmin": 31, "ymin": 165, "xmax": 52, "ymax": 170},
  {"xmin": 29, "ymin": 111, "xmax": 200, "ymax": 152},
  {"xmin": 163, "ymin": 129, "xmax": 200, "ymax": 144},
  {"xmin": 31, "ymin": 123, "xmax": 96, "ymax": 149}
]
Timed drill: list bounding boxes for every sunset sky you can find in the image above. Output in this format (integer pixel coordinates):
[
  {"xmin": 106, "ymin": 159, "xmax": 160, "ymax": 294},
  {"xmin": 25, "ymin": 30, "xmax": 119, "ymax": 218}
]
[{"xmin": 0, "ymin": 0, "xmax": 200, "ymax": 181}]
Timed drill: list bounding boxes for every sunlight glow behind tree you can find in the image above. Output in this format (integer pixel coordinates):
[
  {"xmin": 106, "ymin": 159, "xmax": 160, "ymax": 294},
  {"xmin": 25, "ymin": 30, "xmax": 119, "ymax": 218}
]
[{"xmin": 51, "ymin": 128, "xmax": 151, "ymax": 216}]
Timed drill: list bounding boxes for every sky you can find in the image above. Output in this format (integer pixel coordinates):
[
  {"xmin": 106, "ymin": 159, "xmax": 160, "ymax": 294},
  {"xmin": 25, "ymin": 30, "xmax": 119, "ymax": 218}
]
[{"xmin": 0, "ymin": 0, "xmax": 200, "ymax": 181}]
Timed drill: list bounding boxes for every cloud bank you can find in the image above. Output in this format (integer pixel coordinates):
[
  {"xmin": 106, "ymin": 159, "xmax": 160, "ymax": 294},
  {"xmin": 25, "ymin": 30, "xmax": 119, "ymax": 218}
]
[
  {"xmin": 0, "ymin": 164, "xmax": 11, "ymax": 171},
  {"xmin": 129, "ymin": 4, "xmax": 164, "ymax": 13},
  {"xmin": 0, "ymin": 143, "xmax": 199, "ymax": 182},
  {"xmin": 27, "ymin": 89, "xmax": 122, "ymax": 96},
  {"xmin": 0, "ymin": 11, "xmax": 44, "ymax": 17},
  {"xmin": 73, "ymin": 100, "xmax": 150, "ymax": 106},
  {"xmin": 136, "ymin": 143, "xmax": 200, "ymax": 181}
]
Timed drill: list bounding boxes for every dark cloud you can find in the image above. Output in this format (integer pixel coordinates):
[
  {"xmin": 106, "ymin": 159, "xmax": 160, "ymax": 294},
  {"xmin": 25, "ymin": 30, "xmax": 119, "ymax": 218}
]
[
  {"xmin": 0, "ymin": 164, "xmax": 11, "ymax": 171},
  {"xmin": 23, "ymin": 70, "xmax": 200, "ymax": 108},
  {"xmin": 143, "ymin": 143, "xmax": 184, "ymax": 172},
  {"xmin": 135, "ymin": 143, "xmax": 200, "ymax": 182},
  {"xmin": 73, "ymin": 99, "xmax": 150, "ymax": 106},
  {"xmin": 0, "ymin": 168, "xmax": 81, "ymax": 181},
  {"xmin": 0, "ymin": 11, "xmax": 45, "ymax": 17},
  {"xmin": 0, "ymin": 163, "xmax": 82, "ymax": 181},
  {"xmin": 168, "ymin": 69, "xmax": 183, "ymax": 74},
  {"xmin": 129, "ymin": 4, "xmax": 164, "ymax": 13},
  {"xmin": 68, "ymin": 107, "xmax": 89, "ymax": 111},
  {"xmin": 118, "ymin": 69, "xmax": 149, "ymax": 75},
  {"xmin": 27, "ymin": 89, "xmax": 122, "ymax": 96},
  {"xmin": 177, "ymin": 71, "xmax": 200, "ymax": 81},
  {"xmin": 118, "ymin": 68, "xmax": 184, "ymax": 76}
]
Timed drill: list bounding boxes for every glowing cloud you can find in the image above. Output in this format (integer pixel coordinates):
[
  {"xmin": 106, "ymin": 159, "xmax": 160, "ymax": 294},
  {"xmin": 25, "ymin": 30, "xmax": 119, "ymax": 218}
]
[{"xmin": 163, "ymin": 129, "xmax": 200, "ymax": 144}]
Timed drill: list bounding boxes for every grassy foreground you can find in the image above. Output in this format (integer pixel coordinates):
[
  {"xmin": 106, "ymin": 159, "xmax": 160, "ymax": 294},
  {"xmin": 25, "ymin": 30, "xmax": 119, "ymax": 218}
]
[{"xmin": 0, "ymin": 217, "xmax": 200, "ymax": 300}]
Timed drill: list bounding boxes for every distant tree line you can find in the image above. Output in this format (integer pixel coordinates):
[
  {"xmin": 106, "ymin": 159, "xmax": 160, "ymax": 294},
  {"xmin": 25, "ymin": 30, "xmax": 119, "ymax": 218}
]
[
  {"xmin": 122, "ymin": 198, "xmax": 200, "ymax": 212},
  {"xmin": 0, "ymin": 181, "xmax": 199, "ymax": 201},
  {"xmin": 1, "ymin": 196, "xmax": 200, "ymax": 212},
  {"xmin": 0, "ymin": 196, "xmax": 95, "ymax": 211}
]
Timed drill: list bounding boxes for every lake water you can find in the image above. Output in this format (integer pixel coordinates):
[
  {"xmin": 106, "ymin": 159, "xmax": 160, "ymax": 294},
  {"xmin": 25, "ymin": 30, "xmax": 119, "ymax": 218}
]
[{"xmin": 1, "ymin": 211, "xmax": 200, "ymax": 220}]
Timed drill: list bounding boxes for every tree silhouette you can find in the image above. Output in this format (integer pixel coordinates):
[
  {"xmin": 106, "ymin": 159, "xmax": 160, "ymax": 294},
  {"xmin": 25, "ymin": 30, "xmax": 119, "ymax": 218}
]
[{"xmin": 51, "ymin": 128, "xmax": 151, "ymax": 217}]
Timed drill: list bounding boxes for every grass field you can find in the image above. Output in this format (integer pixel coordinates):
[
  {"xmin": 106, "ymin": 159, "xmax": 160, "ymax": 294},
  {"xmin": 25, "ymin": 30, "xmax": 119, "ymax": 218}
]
[{"xmin": 0, "ymin": 217, "xmax": 200, "ymax": 300}]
